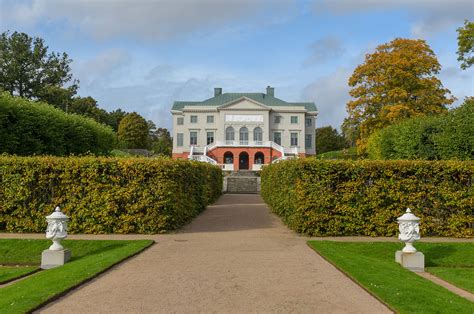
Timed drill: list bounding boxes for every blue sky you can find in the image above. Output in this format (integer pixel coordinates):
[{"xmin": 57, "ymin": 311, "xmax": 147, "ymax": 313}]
[{"xmin": 1, "ymin": 0, "xmax": 473, "ymax": 131}]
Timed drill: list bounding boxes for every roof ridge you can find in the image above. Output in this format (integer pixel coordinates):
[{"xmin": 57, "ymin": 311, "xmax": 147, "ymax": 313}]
[{"xmin": 171, "ymin": 92, "xmax": 317, "ymax": 112}]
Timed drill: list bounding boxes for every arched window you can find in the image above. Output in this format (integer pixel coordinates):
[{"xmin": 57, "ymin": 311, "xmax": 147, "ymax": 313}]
[
  {"xmin": 239, "ymin": 127, "xmax": 248, "ymax": 145},
  {"xmin": 254, "ymin": 152, "xmax": 264, "ymax": 164},
  {"xmin": 224, "ymin": 151, "xmax": 233, "ymax": 164},
  {"xmin": 253, "ymin": 127, "xmax": 263, "ymax": 143},
  {"xmin": 226, "ymin": 127, "xmax": 234, "ymax": 144}
]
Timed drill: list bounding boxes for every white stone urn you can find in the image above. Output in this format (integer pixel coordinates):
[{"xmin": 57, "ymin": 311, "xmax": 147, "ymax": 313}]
[
  {"xmin": 45, "ymin": 206, "xmax": 69, "ymax": 251},
  {"xmin": 397, "ymin": 208, "xmax": 421, "ymax": 253}
]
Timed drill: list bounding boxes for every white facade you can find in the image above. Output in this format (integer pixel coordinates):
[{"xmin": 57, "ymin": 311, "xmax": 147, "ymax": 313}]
[{"xmin": 171, "ymin": 87, "xmax": 317, "ymax": 164}]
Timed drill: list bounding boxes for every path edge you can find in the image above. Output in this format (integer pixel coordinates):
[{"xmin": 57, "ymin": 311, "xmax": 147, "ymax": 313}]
[
  {"xmin": 306, "ymin": 241, "xmax": 396, "ymax": 313},
  {"xmin": 29, "ymin": 240, "xmax": 155, "ymax": 314}
]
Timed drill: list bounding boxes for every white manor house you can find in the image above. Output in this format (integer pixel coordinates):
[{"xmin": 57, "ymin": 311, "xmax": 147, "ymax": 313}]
[{"xmin": 171, "ymin": 86, "xmax": 317, "ymax": 171}]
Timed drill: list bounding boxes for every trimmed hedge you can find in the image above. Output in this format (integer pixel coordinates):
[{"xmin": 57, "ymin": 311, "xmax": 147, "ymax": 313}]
[
  {"xmin": 0, "ymin": 93, "xmax": 116, "ymax": 155},
  {"xmin": 0, "ymin": 156, "xmax": 222, "ymax": 233},
  {"xmin": 366, "ymin": 99, "xmax": 474, "ymax": 160},
  {"xmin": 261, "ymin": 159, "xmax": 473, "ymax": 237}
]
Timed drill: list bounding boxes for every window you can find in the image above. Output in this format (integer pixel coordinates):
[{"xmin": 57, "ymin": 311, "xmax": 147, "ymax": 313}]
[
  {"xmin": 291, "ymin": 133, "xmax": 298, "ymax": 146},
  {"xmin": 305, "ymin": 134, "xmax": 312, "ymax": 148},
  {"xmin": 291, "ymin": 116, "xmax": 298, "ymax": 124},
  {"xmin": 177, "ymin": 117, "xmax": 184, "ymax": 125},
  {"xmin": 207, "ymin": 132, "xmax": 214, "ymax": 145},
  {"xmin": 274, "ymin": 116, "xmax": 281, "ymax": 124},
  {"xmin": 225, "ymin": 126, "xmax": 234, "ymax": 144},
  {"xmin": 224, "ymin": 151, "xmax": 233, "ymax": 164},
  {"xmin": 274, "ymin": 132, "xmax": 281, "ymax": 145},
  {"xmin": 177, "ymin": 133, "xmax": 183, "ymax": 147},
  {"xmin": 253, "ymin": 127, "xmax": 263, "ymax": 143},
  {"xmin": 190, "ymin": 115, "xmax": 198, "ymax": 123},
  {"xmin": 239, "ymin": 127, "xmax": 248, "ymax": 145},
  {"xmin": 306, "ymin": 118, "xmax": 312, "ymax": 127},
  {"xmin": 190, "ymin": 131, "xmax": 197, "ymax": 145},
  {"xmin": 254, "ymin": 152, "xmax": 264, "ymax": 164},
  {"xmin": 207, "ymin": 115, "xmax": 214, "ymax": 123}
]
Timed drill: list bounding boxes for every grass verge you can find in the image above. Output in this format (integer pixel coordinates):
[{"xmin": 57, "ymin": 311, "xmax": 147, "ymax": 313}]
[
  {"xmin": 0, "ymin": 239, "xmax": 153, "ymax": 313},
  {"xmin": 315, "ymin": 147, "xmax": 358, "ymax": 160},
  {"xmin": 0, "ymin": 266, "xmax": 38, "ymax": 284},
  {"xmin": 308, "ymin": 241, "xmax": 473, "ymax": 313}
]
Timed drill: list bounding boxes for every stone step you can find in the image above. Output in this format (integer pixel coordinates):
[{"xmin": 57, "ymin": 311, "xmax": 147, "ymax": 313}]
[
  {"xmin": 229, "ymin": 170, "xmax": 259, "ymax": 177},
  {"xmin": 225, "ymin": 177, "xmax": 260, "ymax": 194}
]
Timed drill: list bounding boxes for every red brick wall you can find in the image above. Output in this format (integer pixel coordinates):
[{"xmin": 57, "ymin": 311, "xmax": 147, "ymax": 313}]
[
  {"xmin": 172, "ymin": 152, "xmax": 189, "ymax": 159},
  {"xmin": 172, "ymin": 148, "xmax": 303, "ymax": 170},
  {"xmin": 207, "ymin": 147, "xmax": 282, "ymax": 170}
]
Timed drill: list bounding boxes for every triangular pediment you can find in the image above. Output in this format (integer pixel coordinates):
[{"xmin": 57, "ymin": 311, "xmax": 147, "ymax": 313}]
[{"xmin": 218, "ymin": 97, "xmax": 270, "ymax": 110}]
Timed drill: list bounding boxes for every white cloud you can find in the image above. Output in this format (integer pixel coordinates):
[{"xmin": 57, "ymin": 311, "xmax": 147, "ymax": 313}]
[
  {"xmin": 1, "ymin": 0, "xmax": 294, "ymax": 41},
  {"xmin": 439, "ymin": 66, "xmax": 474, "ymax": 107},
  {"xmin": 75, "ymin": 58, "xmax": 275, "ymax": 130},
  {"xmin": 73, "ymin": 49, "xmax": 132, "ymax": 88},
  {"xmin": 301, "ymin": 68, "xmax": 352, "ymax": 129},
  {"xmin": 313, "ymin": 0, "xmax": 474, "ymax": 38}
]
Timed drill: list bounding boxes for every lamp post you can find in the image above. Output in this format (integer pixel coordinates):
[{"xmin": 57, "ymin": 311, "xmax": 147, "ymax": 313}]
[
  {"xmin": 395, "ymin": 208, "xmax": 424, "ymax": 272},
  {"xmin": 41, "ymin": 206, "xmax": 71, "ymax": 269}
]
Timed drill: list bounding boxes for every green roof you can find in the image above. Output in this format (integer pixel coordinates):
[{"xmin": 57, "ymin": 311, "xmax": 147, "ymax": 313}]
[{"xmin": 172, "ymin": 93, "xmax": 317, "ymax": 112}]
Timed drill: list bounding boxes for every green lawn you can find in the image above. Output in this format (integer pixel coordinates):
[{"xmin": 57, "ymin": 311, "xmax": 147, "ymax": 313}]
[
  {"xmin": 316, "ymin": 147, "xmax": 358, "ymax": 160},
  {"xmin": 419, "ymin": 242, "xmax": 474, "ymax": 293},
  {"xmin": 0, "ymin": 239, "xmax": 153, "ymax": 313},
  {"xmin": 308, "ymin": 241, "xmax": 474, "ymax": 313},
  {"xmin": 0, "ymin": 266, "xmax": 38, "ymax": 284}
]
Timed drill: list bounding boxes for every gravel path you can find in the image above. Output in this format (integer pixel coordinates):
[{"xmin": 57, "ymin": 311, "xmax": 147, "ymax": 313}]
[{"xmin": 33, "ymin": 194, "xmax": 391, "ymax": 313}]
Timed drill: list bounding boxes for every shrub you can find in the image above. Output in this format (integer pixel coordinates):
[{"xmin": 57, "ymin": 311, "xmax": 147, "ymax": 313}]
[
  {"xmin": 366, "ymin": 99, "xmax": 473, "ymax": 160},
  {"xmin": 0, "ymin": 156, "xmax": 222, "ymax": 233},
  {"xmin": 0, "ymin": 93, "xmax": 116, "ymax": 155},
  {"xmin": 261, "ymin": 159, "xmax": 473, "ymax": 237},
  {"xmin": 433, "ymin": 98, "xmax": 474, "ymax": 160}
]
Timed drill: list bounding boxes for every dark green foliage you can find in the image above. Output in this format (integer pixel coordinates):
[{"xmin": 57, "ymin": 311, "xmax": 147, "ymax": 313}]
[
  {"xmin": 367, "ymin": 99, "xmax": 474, "ymax": 160},
  {"xmin": 0, "ymin": 31, "xmax": 77, "ymax": 98},
  {"xmin": 68, "ymin": 96, "xmax": 112, "ymax": 126},
  {"xmin": 261, "ymin": 159, "xmax": 473, "ymax": 237},
  {"xmin": 315, "ymin": 126, "xmax": 347, "ymax": 154},
  {"xmin": 0, "ymin": 156, "xmax": 222, "ymax": 233},
  {"xmin": 0, "ymin": 93, "xmax": 115, "ymax": 155},
  {"xmin": 150, "ymin": 127, "xmax": 173, "ymax": 156},
  {"xmin": 117, "ymin": 112, "xmax": 149, "ymax": 149},
  {"xmin": 433, "ymin": 98, "xmax": 474, "ymax": 160}
]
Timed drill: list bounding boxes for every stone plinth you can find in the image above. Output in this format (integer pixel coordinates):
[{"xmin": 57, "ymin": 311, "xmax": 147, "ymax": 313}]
[
  {"xmin": 41, "ymin": 249, "xmax": 71, "ymax": 269},
  {"xmin": 395, "ymin": 250, "xmax": 424, "ymax": 272}
]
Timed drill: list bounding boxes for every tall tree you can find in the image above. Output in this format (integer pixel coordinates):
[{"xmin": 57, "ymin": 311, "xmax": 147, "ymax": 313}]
[
  {"xmin": 346, "ymin": 38, "xmax": 455, "ymax": 152},
  {"xmin": 108, "ymin": 108, "xmax": 127, "ymax": 132},
  {"xmin": 117, "ymin": 112, "xmax": 149, "ymax": 149},
  {"xmin": 69, "ymin": 96, "xmax": 110, "ymax": 125},
  {"xmin": 36, "ymin": 85, "xmax": 76, "ymax": 112},
  {"xmin": 341, "ymin": 117, "xmax": 360, "ymax": 148},
  {"xmin": 315, "ymin": 126, "xmax": 347, "ymax": 154},
  {"xmin": 457, "ymin": 20, "xmax": 474, "ymax": 70},
  {"xmin": 0, "ymin": 31, "xmax": 78, "ymax": 99},
  {"xmin": 150, "ymin": 127, "xmax": 172, "ymax": 156}
]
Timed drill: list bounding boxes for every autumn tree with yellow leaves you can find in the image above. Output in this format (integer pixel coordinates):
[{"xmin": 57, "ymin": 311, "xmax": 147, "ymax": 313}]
[{"xmin": 346, "ymin": 38, "xmax": 455, "ymax": 153}]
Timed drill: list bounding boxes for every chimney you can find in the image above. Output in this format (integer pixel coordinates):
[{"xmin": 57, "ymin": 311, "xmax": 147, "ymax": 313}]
[
  {"xmin": 266, "ymin": 86, "xmax": 274, "ymax": 97},
  {"xmin": 214, "ymin": 87, "xmax": 222, "ymax": 96}
]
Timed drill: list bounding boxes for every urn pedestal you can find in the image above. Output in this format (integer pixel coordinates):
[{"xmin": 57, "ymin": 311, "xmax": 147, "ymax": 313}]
[
  {"xmin": 395, "ymin": 208, "xmax": 424, "ymax": 272},
  {"xmin": 40, "ymin": 206, "xmax": 71, "ymax": 269},
  {"xmin": 41, "ymin": 249, "xmax": 71, "ymax": 269},
  {"xmin": 395, "ymin": 251, "xmax": 425, "ymax": 272}
]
